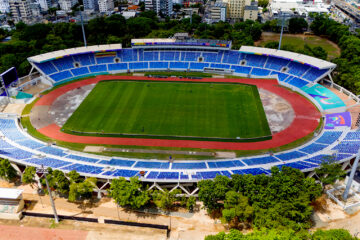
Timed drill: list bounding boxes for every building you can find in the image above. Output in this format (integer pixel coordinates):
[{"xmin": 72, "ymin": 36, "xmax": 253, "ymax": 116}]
[
  {"xmin": 244, "ymin": 1, "xmax": 258, "ymax": 21},
  {"xmin": 205, "ymin": 1, "xmax": 227, "ymax": 23},
  {"xmin": 83, "ymin": 0, "xmax": 98, "ymax": 11},
  {"xmin": 98, "ymin": 0, "xmax": 113, "ymax": 12},
  {"xmin": 145, "ymin": 0, "xmax": 172, "ymax": 16},
  {"xmin": 59, "ymin": 0, "xmax": 77, "ymax": 11},
  {"xmin": 226, "ymin": 0, "xmax": 251, "ymax": 20},
  {"xmin": 29, "ymin": 2, "xmax": 41, "ymax": 15},
  {"xmin": 269, "ymin": 0, "xmax": 329, "ymax": 18},
  {"xmin": 0, "ymin": 188, "xmax": 24, "ymax": 220},
  {"xmin": 0, "ymin": 0, "xmax": 10, "ymax": 13},
  {"xmin": 9, "ymin": 0, "xmax": 32, "ymax": 22}
]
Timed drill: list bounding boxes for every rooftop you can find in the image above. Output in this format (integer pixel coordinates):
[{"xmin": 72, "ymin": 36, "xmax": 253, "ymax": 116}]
[
  {"xmin": 28, "ymin": 44, "xmax": 122, "ymax": 63},
  {"xmin": 240, "ymin": 46, "xmax": 336, "ymax": 69},
  {"xmin": 0, "ymin": 188, "xmax": 23, "ymax": 200}
]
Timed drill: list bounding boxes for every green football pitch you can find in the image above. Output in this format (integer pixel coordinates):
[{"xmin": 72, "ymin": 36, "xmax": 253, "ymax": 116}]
[{"xmin": 62, "ymin": 80, "xmax": 271, "ymax": 141}]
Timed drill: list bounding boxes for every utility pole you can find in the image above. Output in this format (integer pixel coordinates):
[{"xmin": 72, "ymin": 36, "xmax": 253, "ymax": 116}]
[
  {"xmin": 37, "ymin": 165, "xmax": 59, "ymax": 223},
  {"xmin": 343, "ymin": 148, "xmax": 360, "ymax": 201}
]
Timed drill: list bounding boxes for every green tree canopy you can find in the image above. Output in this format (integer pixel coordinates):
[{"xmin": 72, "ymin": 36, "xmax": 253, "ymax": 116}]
[{"xmin": 109, "ymin": 177, "xmax": 150, "ymax": 209}]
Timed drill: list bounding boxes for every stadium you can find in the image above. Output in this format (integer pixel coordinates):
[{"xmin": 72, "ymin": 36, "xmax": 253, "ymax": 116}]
[{"xmin": 1, "ymin": 38, "xmax": 360, "ymax": 196}]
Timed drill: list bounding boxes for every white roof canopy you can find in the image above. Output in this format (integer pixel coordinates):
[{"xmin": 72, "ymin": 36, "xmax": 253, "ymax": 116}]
[
  {"xmin": 28, "ymin": 44, "xmax": 122, "ymax": 63},
  {"xmin": 0, "ymin": 188, "xmax": 23, "ymax": 200},
  {"xmin": 240, "ymin": 46, "xmax": 336, "ymax": 69}
]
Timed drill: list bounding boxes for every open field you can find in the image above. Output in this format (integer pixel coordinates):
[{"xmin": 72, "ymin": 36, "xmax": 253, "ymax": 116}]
[
  {"xmin": 256, "ymin": 32, "xmax": 341, "ymax": 60},
  {"xmin": 62, "ymin": 80, "xmax": 271, "ymax": 141}
]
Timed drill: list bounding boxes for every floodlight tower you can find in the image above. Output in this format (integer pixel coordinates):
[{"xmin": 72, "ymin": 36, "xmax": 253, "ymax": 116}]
[
  {"xmin": 278, "ymin": 13, "xmax": 287, "ymax": 50},
  {"xmin": 79, "ymin": 5, "xmax": 87, "ymax": 47},
  {"xmin": 342, "ymin": 148, "xmax": 360, "ymax": 201}
]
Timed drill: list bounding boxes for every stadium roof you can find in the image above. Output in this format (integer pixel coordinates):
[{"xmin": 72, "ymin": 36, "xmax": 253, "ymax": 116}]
[
  {"xmin": 0, "ymin": 188, "xmax": 23, "ymax": 200},
  {"xmin": 240, "ymin": 46, "xmax": 336, "ymax": 69},
  {"xmin": 28, "ymin": 44, "xmax": 122, "ymax": 63}
]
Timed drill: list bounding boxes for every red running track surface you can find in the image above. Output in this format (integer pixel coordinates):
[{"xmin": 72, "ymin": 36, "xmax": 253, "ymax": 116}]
[{"xmin": 36, "ymin": 75, "xmax": 321, "ymax": 151}]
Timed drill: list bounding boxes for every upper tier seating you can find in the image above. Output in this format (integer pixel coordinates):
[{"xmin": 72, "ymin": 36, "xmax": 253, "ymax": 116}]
[
  {"xmin": 302, "ymin": 68, "xmax": 328, "ymax": 82},
  {"xmin": 35, "ymin": 62, "xmax": 57, "ymax": 75},
  {"xmin": 265, "ymin": 57, "xmax": 289, "ymax": 71},
  {"xmin": 52, "ymin": 57, "xmax": 74, "ymax": 71},
  {"xmin": 73, "ymin": 53, "xmax": 95, "ymax": 66},
  {"xmin": 222, "ymin": 51, "xmax": 242, "ymax": 64},
  {"xmin": 96, "ymin": 56, "xmax": 115, "ymax": 64},
  {"xmin": 287, "ymin": 62, "xmax": 310, "ymax": 76},
  {"xmin": 244, "ymin": 54, "xmax": 267, "ymax": 68},
  {"xmin": 143, "ymin": 51, "xmax": 159, "ymax": 61}
]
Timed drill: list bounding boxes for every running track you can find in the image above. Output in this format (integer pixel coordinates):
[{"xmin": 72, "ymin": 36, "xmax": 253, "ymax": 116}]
[{"xmin": 35, "ymin": 75, "xmax": 321, "ymax": 151}]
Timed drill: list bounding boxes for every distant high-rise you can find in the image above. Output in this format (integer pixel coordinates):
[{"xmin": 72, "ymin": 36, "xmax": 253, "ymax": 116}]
[
  {"xmin": 83, "ymin": 0, "xmax": 98, "ymax": 11},
  {"xmin": 145, "ymin": 0, "xmax": 172, "ymax": 16},
  {"xmin": 9, "ymin": 0, "xmax": 32, "ymax": 21},
  {"xmin": 59, "ymin": 0, "xmax": 77, "ymax": 11},
  {"xmin": 0, "ymin": 0, "xmax": 10, "ymax": 13},
  {"xmin": 37, "ymin": 0, "xmax": 50, "ymax": 11},
  {"xmin": 226, "ymin": 0, "xmax": 251, "ymax": 20},
  {"xmin": 98, "ymin": 0, "xmax": 113, "ymax": 12}
]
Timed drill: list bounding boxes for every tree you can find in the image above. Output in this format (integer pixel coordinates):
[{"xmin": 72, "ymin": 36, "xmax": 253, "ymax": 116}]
[
  {"xmin": 315, "ymin": 156, "xmax": 346, "ymax": 187},
  {"xmin": 198, "ymin": 175, "xmax": 231, "ymax": 213},
  {"xmin": 186, "ymin": 196, "xmax": 196, "ymax": 212},
  {"xmin": 68, "ymin": 177, "xmax": 96, "ymax": 202},
  {"xmin": 0, "ymin": 158, "xmax": 17, "ymax": 181},
  {"xmin": 258, "ymin": 0, "xmax": 269, "ymax": 7},
  {"xmin": 153, "ymin": 189, "xmax": 181, "ymax": 211},
  {"xmin": 288, "ymin": 17, "xmax": 308, "ymax": 34},
  {"xmin": 67, "ymin": 170, "xmax": 81, "ymax": 183},
  {"xmin": 109, "ymin": 177, "xmax": 150, "ymax": 209},
  {"xmin": 22, "ymin": 166, "xmax": 37, "ymax": 186},
  {"xmin": 222, "ymin": 191, "xmax": 253, "ymax": 229},
  {"xmin": 311, "ymin": 229, "xmax": 357, "ymax": 240}
]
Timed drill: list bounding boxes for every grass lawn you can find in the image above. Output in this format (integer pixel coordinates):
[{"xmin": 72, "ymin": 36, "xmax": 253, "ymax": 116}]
[
  {"xmin": 256, "ymin": 33, "xmax": 340, "ymax": 60},
  {"xmin": 62, "ymin": 80, "xmax": 271, "ymax": 141}
]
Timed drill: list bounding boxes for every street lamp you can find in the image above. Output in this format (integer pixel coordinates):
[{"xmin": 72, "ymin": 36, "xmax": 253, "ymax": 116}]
[{"xmin": 36, "ymin": 165, "xmax": 59, "ymax": 223}]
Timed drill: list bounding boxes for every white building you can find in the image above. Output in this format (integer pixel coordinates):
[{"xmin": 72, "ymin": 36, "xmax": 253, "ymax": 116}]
[
  {"xmin": 0, "ymin": 0, "xmax": 10, "ymax": 13},
  {"xmin": 98, "ymin": 0, "xmax": 113, "ymax": 12},
  {"xmin": 59, "ymin": 0, "xmax": 77, "ymax": 11},
  {"xmin": 270, "ymin": 0, "xmax": 329, "ymax": 17}
]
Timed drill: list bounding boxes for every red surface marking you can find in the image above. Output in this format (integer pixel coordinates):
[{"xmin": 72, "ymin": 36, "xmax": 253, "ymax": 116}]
[
  {"xmin": 0, "ymin": 224, "xmax": 87, "ymax": 240},
  {"xmin": 36, "ymin": 76, "xmax": 321, "ymax": 151}
]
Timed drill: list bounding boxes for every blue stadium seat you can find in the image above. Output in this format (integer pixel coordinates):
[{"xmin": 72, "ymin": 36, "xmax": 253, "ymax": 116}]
[
  {"xmin": 302, "ymin": 68, "xmax": 328, "ymax": 82},
  {"xmin": 149, "ymin": 61, "xmax": 168, "ymax": 69},
  {"xmin": 89, "ymin": 64, "xmax": 107, "ymax": 73},
  {"xmin": 96, "ymin": 56, "xmax": 115, "ymax": 64},
  {"xmin": 71, "ymin": 67, "xmax": 89, "ymax": 76},
  {"xmin": 108, "ymin": 63, "xmax": 128, "ymax": 71},
  {"xmin": 50, "ymin": 71, "xmax": 73, "ymax": 82},
  {"xmin": 251, "ymin": 68, "xmax": 271, "ymax": 76},
  {"xmin": 52, "ymin": 57, "xmax": 74, "ymax": 71},
  {"xmin": 169, "ymin": 62, "xmax": 189, "ymax": 69},
  {"xmin": 231, "ymin": 65, "xmax": 251, "ymax": 74},
  {"xmin": 35, "ymin": 62, "xmax": 58, "ymax": 75}
]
